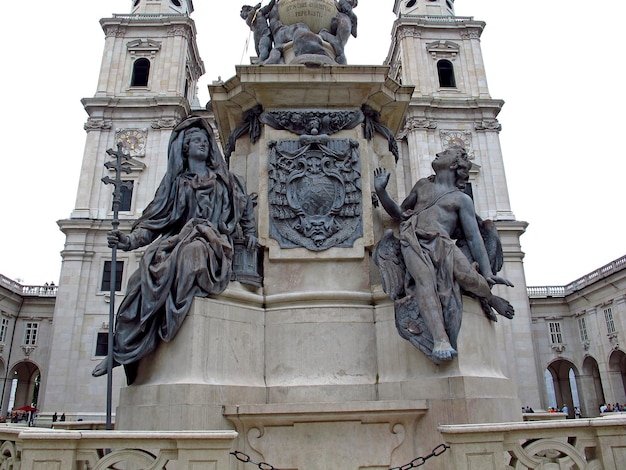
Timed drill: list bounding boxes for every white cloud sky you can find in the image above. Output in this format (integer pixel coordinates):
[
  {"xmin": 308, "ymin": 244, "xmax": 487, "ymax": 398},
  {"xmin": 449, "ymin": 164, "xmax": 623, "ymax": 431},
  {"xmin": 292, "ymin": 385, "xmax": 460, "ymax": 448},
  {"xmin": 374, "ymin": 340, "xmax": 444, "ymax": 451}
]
[{"xmin": 0, "ymin": 0, "xmax": 624, "ymax": 286}]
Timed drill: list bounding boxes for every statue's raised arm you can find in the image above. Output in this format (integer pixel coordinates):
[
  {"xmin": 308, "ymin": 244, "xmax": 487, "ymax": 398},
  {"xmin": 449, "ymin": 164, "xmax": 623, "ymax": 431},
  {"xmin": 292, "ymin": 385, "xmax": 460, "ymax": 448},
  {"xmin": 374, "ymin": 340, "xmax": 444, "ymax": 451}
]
[{"xmin": 373, "ymin": 147, "xmax": 514, "ymax": 365}]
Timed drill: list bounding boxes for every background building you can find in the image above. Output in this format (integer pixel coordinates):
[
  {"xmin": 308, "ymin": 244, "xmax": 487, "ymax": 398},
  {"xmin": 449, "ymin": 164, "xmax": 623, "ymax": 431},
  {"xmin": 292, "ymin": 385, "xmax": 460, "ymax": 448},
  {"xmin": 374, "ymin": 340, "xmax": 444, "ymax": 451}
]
[
  {"xmin": 528, "ymin": 255, "xmax": 626, "ymax": 417},
  {"xmin": 0, "ymin": 275, "xmax": 56, "ymax": 419}
]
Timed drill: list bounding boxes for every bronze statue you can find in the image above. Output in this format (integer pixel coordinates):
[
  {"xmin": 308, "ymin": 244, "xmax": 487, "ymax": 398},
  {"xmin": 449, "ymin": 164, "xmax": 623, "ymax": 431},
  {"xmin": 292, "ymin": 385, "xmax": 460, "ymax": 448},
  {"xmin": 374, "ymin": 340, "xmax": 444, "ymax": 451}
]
[
  {"xmin": 373, "ymin": 147, "xmax": 514, "ymax": 364},
  {"xmin": 240, "ymin": 1, "xmax": 276, "ymax": 63},
  {"xmin": 92, "ymin": 117, "xmax": 258, "ymax": 384},
  {"xmin": 320, "ymin": 0, "xmax": 358, "ymax": 64}
]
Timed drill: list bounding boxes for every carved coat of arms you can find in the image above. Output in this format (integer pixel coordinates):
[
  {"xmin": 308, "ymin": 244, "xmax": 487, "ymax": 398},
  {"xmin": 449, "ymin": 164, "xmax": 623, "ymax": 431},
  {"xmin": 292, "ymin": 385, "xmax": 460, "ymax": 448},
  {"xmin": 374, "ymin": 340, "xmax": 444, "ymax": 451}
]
[{"xmin": 268, "ymin": 136, "xmax": 362, "ymax": 251}]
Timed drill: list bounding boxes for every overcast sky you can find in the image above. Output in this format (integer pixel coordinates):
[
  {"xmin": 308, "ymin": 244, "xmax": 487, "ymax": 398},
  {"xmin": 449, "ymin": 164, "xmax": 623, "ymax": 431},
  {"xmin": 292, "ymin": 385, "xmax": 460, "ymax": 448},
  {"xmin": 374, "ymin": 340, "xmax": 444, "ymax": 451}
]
[{"xmin": 0, "ymin": 0, "xmax": 624, "ymax": 287}]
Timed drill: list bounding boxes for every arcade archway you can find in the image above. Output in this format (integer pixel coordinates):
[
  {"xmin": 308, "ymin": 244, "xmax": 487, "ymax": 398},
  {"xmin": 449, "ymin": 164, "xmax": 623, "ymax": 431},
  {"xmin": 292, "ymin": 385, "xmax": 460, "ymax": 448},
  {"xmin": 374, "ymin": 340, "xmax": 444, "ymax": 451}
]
[
  {"xmin": 546, "ymin": 359, "xmax": 581, "ymax": 418},
  {"xmin": 607, "ymin": 349, "xmax": 626, "ymax": 405}
]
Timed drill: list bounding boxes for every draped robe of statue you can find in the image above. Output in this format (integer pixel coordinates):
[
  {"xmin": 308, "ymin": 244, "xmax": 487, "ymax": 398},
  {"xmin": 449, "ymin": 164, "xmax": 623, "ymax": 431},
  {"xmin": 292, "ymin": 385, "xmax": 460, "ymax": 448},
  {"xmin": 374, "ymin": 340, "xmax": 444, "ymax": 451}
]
[{"xmin": 108, "ymin": 117, "xmax": 257, "ymax": 383}]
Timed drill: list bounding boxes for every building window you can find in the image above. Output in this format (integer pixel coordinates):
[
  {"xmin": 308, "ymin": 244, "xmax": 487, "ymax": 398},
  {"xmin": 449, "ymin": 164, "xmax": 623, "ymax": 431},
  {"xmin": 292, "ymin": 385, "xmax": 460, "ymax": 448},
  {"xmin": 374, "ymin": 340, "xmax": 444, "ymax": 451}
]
[
  {"xmin": 112, "ymin": 181, "xmax": 134, "ymax": 212},
  {"xmin": 0, "ymin": 317, "xmax": 9, "ymax": 343},
  {"xmin": 578, "ymin": 316, "xmax": 588, "ymax": 342},
  {"xmin": 95, "ymin": 332, "xmax": 109, "ymax": 357},
  {"xmin": 604, "ymin": 307, "xmax": 616, "ymax": 334},
  {"xmin": 437, "ymin": 60, "xmax": 456, "ymax": 88},
  {"xmin": 131, "ymin": 58, "xmax": 150, "ymax": 87},
  {"xmin": 101, "ymin": 261, "xmax": 124, "ymax": 292},
  {"xmin": 549, "ymin": 321, "xmax": 563, "ymax": 344},
  {"xmin": 23, "ymin": 322, "xmax": 39, "ymax": 346}
]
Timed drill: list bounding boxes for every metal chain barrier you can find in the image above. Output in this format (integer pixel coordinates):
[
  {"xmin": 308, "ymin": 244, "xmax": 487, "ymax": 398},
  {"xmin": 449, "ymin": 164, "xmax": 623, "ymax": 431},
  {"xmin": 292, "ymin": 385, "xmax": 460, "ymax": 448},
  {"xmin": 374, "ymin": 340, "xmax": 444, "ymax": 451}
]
[
  {"xmin": 231, "ymin": 451, "xmax": 277, "ymax": 470},
  {"xmin": 389, "ymin": 444, "xmax": 450, "ymax": 469},
  {"xmin": 231, "ymin": 444, "xmax": 450, "ymax": 469}
]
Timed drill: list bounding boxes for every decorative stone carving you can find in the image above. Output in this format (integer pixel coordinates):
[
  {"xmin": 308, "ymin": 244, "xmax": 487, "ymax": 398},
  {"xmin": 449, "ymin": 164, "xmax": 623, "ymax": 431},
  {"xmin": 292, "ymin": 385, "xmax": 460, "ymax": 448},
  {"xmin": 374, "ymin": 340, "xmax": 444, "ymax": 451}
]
[
  {"xmin": 397, "ymin": 25, "xmax": 421, "ymax": 40},
  {"xmin": 268, "ymin": 136, "xmax": 362, "ymax": 251},
  {"xmin": 225, "ymin": 105, "xmax": 264, "ymax": 162},
  {"xmin": 126, "ymin": 39, "xmax": 161, "ymax": 59},
  {"xmin": 104, "ymin": 26, "xmax": 125, "ymax": 38},
  {"xmin": 362, "ymin": 105, "xmax": 399, "ymax": 162},
  {"xmin": 460, "ymin": 30, "xmax": 481, "ymax": 40},
  {"xmin": 405, "ymin": 117, "xmax": 438, "ymax": 131},
  {"xmin": 426, "ymin": 40, "xmax": 460, "ymax": 61},
  {"xmin": 278, "ymin": 0, "xmax": 338, "ymax": 34},
  {"xmin": 260, "ymin": 109, "xmax": 363, "ymax": 136},
  {"xmin": 84, "ymin": 119, "xmax": 113, "ymax": 132},
  {"xmin": 151, "ymin": 118, "xmax": 178, "ymax": 129},
  {"xmin": 167, "ymin": 26, "xmax": 188, "ymax": 38},
  {"xmin": 475, "ymin": 119, "xmax": 502, "ymax": 132},
  {"xmin": 21, "ymin": 345, "xmax": 36, "ymax": 357},
  {"xmin": 551, "ymin": 344, "xmax": 566, "ymax": 355}
]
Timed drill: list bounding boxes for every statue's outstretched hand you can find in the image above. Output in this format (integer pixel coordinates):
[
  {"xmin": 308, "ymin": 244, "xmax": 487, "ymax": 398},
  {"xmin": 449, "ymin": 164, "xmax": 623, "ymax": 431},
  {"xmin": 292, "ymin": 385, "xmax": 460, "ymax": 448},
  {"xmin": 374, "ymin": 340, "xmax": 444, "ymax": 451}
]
[
  {"xmin": 107, "ymin": 230, "xmax": 131, "ymax": 251},
  {"xmin": 485, "ymin": 275, "xmax": 514, "ymax": 288},
  {"xmin": 374, "ymin": 167, "xmax": 391, "ymax": 193}
]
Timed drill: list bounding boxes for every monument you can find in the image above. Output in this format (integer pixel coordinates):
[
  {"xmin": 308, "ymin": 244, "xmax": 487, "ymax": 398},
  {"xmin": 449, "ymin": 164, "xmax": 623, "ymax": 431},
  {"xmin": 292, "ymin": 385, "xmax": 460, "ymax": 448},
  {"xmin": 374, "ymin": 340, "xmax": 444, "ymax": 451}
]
[{"xmin": 95, "ymin": 2, "xmax": 525, "ymax": 468}]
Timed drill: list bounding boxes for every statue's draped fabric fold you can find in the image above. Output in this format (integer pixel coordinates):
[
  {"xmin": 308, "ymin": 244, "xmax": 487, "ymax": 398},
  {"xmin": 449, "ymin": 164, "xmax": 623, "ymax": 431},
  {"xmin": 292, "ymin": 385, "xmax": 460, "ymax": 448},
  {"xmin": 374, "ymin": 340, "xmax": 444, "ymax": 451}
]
[{"xmin": 112, "ymin": 117, "xmax": 256, "ymax": 368}]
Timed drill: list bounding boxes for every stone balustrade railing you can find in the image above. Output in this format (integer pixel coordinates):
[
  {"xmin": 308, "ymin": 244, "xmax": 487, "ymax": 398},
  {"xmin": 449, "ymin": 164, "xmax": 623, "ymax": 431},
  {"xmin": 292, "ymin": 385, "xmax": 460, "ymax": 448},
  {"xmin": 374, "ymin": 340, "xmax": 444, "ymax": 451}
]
[
  {"xmin": 400, "ymin": 14, "xmax": 474, "ymax": 23},
  {"xmin": 0, "ymin": 274, "xmax": 58, "ymax": 297},
  {"xmin": 528, "ymin": 254, "xmax": 626, "ymax": 298},
  {"xmin": 113, "ymin": 13, "xmax": 188, "ymax": 20},
  {"xmin": 440, "ymin": 415, "xmax": 626, "ymax": 469},
  {"xmin": 0, "ymin": 427, "xmax": 237, "ymax": 469},
  {"xmin": 3, "ymin": 417, "xmax": 626, "ymax": 469}
]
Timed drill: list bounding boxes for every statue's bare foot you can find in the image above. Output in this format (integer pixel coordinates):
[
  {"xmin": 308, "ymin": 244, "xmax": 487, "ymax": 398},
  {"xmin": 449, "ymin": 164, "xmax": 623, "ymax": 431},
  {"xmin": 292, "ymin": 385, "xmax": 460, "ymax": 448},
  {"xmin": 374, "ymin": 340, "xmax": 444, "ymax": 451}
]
[
  {"xmin": 91, "ymin": 357, "xmax": 120, "ymax": 377},
  {"xmin": 488, "ymin": 295, "xmax": 515, "ymax": 319},
  {"xmin": 432, "ymin": 340, "xmax": 458, "ymax": 361}
]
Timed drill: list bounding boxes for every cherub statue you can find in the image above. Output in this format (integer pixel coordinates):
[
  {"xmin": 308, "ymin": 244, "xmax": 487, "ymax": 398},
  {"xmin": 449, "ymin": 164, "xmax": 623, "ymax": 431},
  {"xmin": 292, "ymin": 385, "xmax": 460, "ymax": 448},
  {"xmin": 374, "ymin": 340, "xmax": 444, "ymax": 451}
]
[
  {"xmin": 320, "ymin": 0, "xmax": 358, "ymax": 64},
  {"xmin": 241, "ymin": 0, "xmax": 276, "ymax": 63},
  {"xmin": 373, "ymin": 147, "xmax": 514, "ymax": 364}
]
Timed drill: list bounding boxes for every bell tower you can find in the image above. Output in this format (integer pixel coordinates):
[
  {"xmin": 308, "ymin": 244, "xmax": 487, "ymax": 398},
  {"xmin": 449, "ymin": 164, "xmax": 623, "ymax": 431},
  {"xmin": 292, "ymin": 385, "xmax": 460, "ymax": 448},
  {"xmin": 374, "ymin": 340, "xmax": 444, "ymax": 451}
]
[
  {"xmin": 386, "ymin": 0, "xmax": 543, "ymax": 411},
  {"xmin": 42, "ymin": 0, "xmax": 205, "ymax": 419}
]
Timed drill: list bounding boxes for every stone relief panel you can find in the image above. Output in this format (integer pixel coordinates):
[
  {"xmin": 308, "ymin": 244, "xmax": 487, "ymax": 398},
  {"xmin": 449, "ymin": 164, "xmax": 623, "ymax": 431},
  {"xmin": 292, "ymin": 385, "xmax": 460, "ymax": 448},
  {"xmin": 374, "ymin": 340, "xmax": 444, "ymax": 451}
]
[{"xmin": 268, "ymin": 136, "xmax": 362, "ymax": 251}]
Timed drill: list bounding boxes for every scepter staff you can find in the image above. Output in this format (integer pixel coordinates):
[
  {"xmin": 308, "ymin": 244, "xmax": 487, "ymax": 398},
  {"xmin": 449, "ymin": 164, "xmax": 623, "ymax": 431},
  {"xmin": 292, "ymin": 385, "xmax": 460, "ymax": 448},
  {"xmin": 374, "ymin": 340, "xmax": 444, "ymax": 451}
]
[{"xmin": 101, "ymin": 142, "xmax": 133, "ymax": 431}]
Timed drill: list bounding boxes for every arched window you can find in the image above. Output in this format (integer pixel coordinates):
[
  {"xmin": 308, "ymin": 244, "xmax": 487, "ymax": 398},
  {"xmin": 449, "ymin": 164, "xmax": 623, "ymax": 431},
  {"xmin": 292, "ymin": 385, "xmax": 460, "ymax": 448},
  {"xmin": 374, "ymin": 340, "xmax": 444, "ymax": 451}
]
[
  {"xmin": 131, "ymin": 58, "xmax": 150, "ymax": 87},
  {"xmin": 437, "ymin": 59, "xmax": 456, "ymax": 88}
]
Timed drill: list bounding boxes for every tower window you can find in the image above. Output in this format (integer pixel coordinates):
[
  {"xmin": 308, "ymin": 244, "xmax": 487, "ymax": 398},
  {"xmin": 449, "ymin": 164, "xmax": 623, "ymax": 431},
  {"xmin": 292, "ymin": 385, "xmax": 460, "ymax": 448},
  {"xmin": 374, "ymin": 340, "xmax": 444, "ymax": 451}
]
[
  {"xmin": 101, "ymin": 261, "xmax": 124, "ymax": 292},
  {"xmin": 171, "ymin": 0, "xmax": 182, "ymax": 6},
  {"xmin": 133, "ymin": 0, "xmax": 140, "ymax": 7},
  {"xmin": 406, "ymin": 0, "xmax": 417, "ymax": 7},
  {"xmin": 112, "ymin": 181, "xmax": 134, "ymax": 212},
  {"xmin": 437, "ymin": 60, "xmax": 456, "ymax": 88},
  {"xmin": 95, "ymin": 332, "xmax": 109, "ymax": 357},
  {"xmin": 131, "ymin": 58, "xmax": 150, "ymax": 87}
]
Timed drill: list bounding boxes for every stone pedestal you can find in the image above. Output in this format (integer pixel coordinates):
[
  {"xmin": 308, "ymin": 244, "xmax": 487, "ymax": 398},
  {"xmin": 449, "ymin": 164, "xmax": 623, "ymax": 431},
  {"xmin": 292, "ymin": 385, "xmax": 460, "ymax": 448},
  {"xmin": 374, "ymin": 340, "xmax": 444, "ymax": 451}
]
[{"xmin": 116, "ymin": 65, "xmax": 522, "ymax": 469}]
